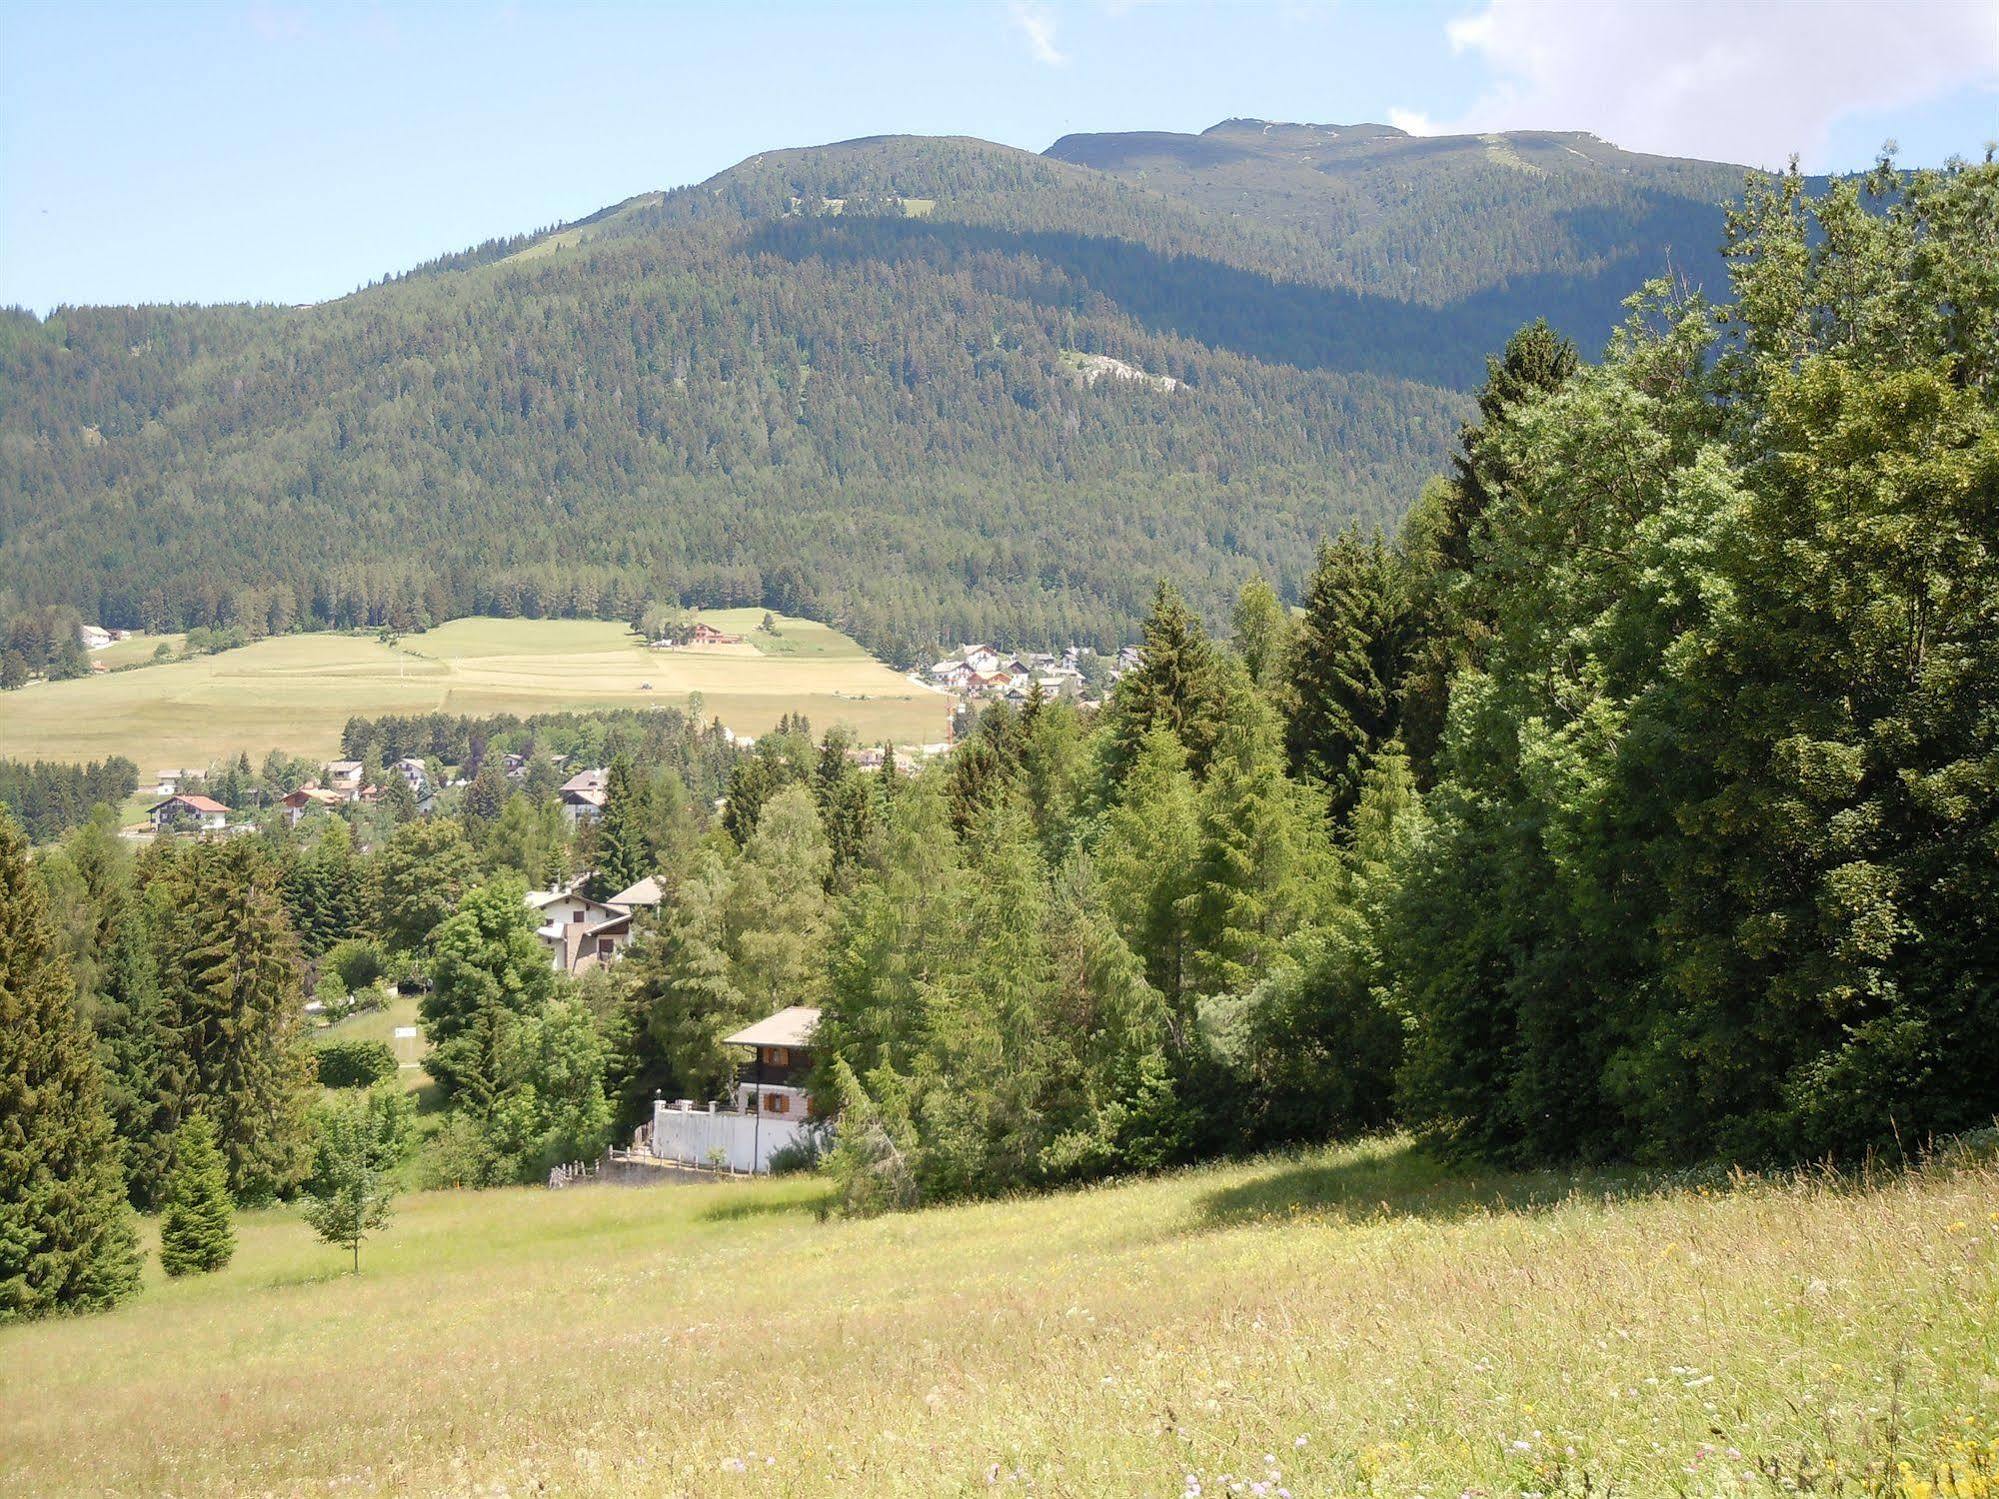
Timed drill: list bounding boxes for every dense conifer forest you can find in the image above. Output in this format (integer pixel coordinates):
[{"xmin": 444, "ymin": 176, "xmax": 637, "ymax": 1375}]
[{"xmin": 1, "ymin": 123, "xmax": 1750, "ymax": 663}]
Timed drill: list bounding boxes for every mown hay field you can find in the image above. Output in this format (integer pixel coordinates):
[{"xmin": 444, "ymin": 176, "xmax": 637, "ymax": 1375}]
[
  {"xmin": 2, "ymin": 1137, "xmax": 1993, "ymax": 1496},
  {"xmin": 0, "ymin": 612, "xmax": 949, "ymax": 772}
]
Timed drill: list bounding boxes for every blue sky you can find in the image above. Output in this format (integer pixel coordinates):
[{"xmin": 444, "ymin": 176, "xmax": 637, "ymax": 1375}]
[{"xmin": 3, "ymin": 0, "xmax": 1994, "ymax": 311}]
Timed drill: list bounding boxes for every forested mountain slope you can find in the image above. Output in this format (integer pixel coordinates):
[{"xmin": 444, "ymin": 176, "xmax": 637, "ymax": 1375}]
[{"xmin": 0, "ymin": 124, "xmax": 1755, "ymax": 662}]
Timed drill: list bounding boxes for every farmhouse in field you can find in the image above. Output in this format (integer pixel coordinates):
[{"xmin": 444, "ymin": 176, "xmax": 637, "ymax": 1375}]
[
  {"xmin": 648, "ymin": 1005, "xmax": 825, "ymax": 1173},
  {"xmin": 650, "ymin": 619, "xmax": 746, "ymax": 649},
  {"xmin": 149, "ymin": 794, "xmax": 228, "ymax": 834}
]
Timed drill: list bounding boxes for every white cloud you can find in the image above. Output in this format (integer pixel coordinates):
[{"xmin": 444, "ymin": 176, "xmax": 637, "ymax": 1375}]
[
  {"xmin": 1011, "ymin": 2, "xmax": 1072, "ymax": 66},
  {"xmin": 1394, "ymin": 0, "xmax": 1999, "ymax": 169}
]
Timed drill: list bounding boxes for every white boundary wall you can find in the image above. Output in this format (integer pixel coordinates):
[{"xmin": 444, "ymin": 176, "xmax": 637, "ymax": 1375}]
[{"xmin": 650, "ymin": 1103, "xmax": 812, "ymax": 1174}]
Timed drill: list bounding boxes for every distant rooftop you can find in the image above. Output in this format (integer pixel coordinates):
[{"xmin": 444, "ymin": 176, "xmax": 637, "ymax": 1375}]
[{"xmin": 723, "ymin": 1006, "xmax": 821, "ymax": 1050}]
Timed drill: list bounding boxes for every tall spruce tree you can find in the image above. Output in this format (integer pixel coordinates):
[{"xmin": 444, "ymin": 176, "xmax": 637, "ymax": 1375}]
[
  {"xmin": 153, "ymin": 842, "xmax": 317, "ymax": 1201},
  {"xmin": 621, "ymin": 846, "xmax": 742, "ymax": 1107},
  {"xmin": 590, "ymin": 755, "xmax": 656, "ymax": 897},
  {"xmin": 1181, "ymin": 662, "xmax": 1319, "ymax": 999},
  {"xmin": 1095, "ymin": 727, "xmax": 1203, "ymax": 1035},
  {"xmin": 1441, "ymin": 319, "xmax": 1580, "ymax": 574},
  {"xmin": 158, "ymin": 1113, "xmax": 234, "ymax": 1277},
  {"xmin": 89, "ymin": 900, "xmax": 177, "ymax": 1208},
  {"xmin": 1100, "ymin": 581, "xmax": 1230, "ymax": 786},
  {"xmin": 1286, "ymin": 530, "xmax": 1406, "ymax": 824},
  {"xmin": 0, "ymin": 813, "xmax": 141, "ymax": 1322}
]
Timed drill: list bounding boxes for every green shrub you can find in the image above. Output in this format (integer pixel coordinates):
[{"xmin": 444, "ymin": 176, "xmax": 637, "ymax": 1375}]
[
  {"xmin": 313, "ymin": 971, "xmax": 352, "ymax": 1022},
  {"xmin": 348, "ymin": 982, "xmax": 390, "ymax": 1015},
  {"xmin": 316, "ymin": 1039, "xmax": 398, "ymax": 1089},
  {"xmin": 323, "ymin": 937, "xmax": 386, "ymax": 994}
]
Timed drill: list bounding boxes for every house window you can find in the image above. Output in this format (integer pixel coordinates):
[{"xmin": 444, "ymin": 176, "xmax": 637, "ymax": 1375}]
[
  {"xmin": 765, "ymin": 1046, "xmax": 789, "ymax": 1068},
  {"xmin": 765, "ymin": 1093, "xmax": 789, "ymax": 1115}
]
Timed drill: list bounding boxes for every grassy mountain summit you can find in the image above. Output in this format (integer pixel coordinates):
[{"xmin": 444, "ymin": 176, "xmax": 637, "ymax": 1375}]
[{"xmin": 0, "ymin": 122, "xmax": 1755, "ymax": 662}]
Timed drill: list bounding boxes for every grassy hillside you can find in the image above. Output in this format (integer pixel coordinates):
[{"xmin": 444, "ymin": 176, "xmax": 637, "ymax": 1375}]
[
  {"xmin": 0, "ymin": 613, "xmax": 946, "ymax": 772},
  {"xmin": 1, "ymin": 1137, "xmax": 1991, "ymax": 1495},
  {"xmin": 0, "ymin": 124, "xmax": 1756, "ymax": 661}
]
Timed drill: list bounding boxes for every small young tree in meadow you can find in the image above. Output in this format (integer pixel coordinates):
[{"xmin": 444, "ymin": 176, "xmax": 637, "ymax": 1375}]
[
  {"xmin": 302, "ymin": 1094, "xmax": 398, "ymax": 1273},
  {"xmin": 158, "ymin": 1114, "xmax": 235, "ymax": 1277}
]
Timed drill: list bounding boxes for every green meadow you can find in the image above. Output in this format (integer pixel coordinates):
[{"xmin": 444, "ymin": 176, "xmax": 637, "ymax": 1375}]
[
  {"xmin": 1, "ymin": 1137, "xmax": 1992, "ymax": 1496},
  {"xmin": 0, "ymin": 612, "xmax": 949, "ymax": 775}
]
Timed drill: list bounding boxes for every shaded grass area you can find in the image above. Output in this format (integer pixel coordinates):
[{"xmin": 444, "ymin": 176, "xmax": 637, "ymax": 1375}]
[{"xmin": 0, "ymin": 1136, "xmax": 1992, "ymax": 1496}]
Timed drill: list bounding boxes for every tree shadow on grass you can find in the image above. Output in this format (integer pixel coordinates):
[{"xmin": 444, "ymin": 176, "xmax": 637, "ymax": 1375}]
[
  {"xmin": 1194, "ymin": 1136, "xmax": 1663, "ymax": 1231},
  {"xmin": 698, "ymin": 1187, "xmax": 832, "ymax": 1224}
]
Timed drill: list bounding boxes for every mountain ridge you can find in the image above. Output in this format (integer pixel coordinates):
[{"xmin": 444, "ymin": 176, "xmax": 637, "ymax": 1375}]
[{"xmin": 1, "ymin": 119, "xmax": 1761, "ymax": 663}]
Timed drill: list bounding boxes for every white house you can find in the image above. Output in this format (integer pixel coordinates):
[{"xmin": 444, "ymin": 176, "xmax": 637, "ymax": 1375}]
[
  {"xmin": 322, "ymin": 761, "xmax": 366, "ymax": 800},
  {"xmin": 559, "ymin": 768, "xmax": 608, "ymax": 826},
  {"xmin": 525, "ymin": 882, "xmax": 627, "ymax": 971},
  {"xmin": 148, "ymin": 794, "xmax": 228, "ymax": 834},
  {"xmin": 649, "ymin": 1006, "xmax": 826, "ymax": 1173}
]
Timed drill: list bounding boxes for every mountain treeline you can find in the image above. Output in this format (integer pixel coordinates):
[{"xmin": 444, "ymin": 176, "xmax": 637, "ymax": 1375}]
[{"xmin": 1, "ymin": 129, "xmax": 1745, "ymax": 663}]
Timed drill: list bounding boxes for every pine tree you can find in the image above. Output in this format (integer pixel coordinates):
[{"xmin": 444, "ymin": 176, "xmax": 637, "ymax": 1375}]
[
  {"xmin": 1286, "ymin": 531, "xmax": 1405, "ymax": 823},
  {"xmin": 1230, "ymin": 576, "xmax": 1294, "ymax": 697},
  {"xmin": 158, "ymin": 1114, "xmax": 234, "ymax": 1277},
  {"xmin": 1182, "ymin": 666, "xmax": 1316, "ymax": 999},
  {"xmin": 724, "ymin": 784, "xmax": 831, "ymax": 1017},
  {"xmin": 623, "ymin": 847, "xmax": 741, "ymax": 1105},
  {"xmin": 153, "ymin": 843, "xmax": 316, "ymax": 1202},
  {"xmin": 1442, "ymin": 319, "xmax": 1579, "ymax": 572},
  {"xmin": 591, "ymin": 755, "xmax": 656, "ymax": 896},
  {"xmin": 1095, "ymin": 727, "xmax": 1202, "ymax": 1033},
  {"xmin": 461, "ymin": 757, "xmax": 511, "ymax": 824},
  {"xmin": 1100, "ymin": 581, "xmax": 1230, "ymax": 786},
  {"xmin": 0, "ymin": 813, "xmax": 141, "ymax": 1322},
  {"xmin": 90, "ymin": 900, "xmax": 177, "ymax": 1208}
]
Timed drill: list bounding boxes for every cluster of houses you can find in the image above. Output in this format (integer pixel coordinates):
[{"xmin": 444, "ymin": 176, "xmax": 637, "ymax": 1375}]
[
  {"xmin": 147, "ymin": 755, "xmax": 443, "ymax": 836},
  {"xmin": 144, "ymin": 754, "xmax": 623, "ymax": 840},
  {"xmin": 924, "ymin": 643, "xmax": 1130, "ymax": 705}
]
